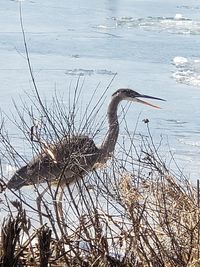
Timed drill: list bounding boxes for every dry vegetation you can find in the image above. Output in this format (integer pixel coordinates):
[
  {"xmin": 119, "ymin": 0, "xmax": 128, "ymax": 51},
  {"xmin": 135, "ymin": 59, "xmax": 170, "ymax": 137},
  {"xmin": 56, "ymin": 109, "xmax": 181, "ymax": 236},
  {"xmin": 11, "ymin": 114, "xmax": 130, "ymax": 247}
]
[{"xmin": 0, "ymin": 83, "xmax": 200, "ymax": 267}]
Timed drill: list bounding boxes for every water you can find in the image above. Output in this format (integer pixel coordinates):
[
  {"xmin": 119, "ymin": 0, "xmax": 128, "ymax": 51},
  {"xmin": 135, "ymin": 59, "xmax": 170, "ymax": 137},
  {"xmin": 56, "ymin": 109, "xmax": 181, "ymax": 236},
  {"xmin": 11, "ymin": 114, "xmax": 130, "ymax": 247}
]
[{"xmin": 0, "ymin": 0, "xmax": 200, "ymax": 182}]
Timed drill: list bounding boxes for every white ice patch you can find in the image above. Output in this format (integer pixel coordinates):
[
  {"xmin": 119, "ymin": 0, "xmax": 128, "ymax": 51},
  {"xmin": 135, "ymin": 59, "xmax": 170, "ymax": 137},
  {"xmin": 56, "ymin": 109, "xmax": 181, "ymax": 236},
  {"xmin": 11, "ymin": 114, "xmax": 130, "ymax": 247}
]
[
  {"xmin": 179, "ymin": 138, "xmax": 200, "ymax": 147},
  {"xmin": 65, "ymin": 68, "xmax": 116, "ymax": 76},
  {"xmin": 96, "ymin": 25, "xmax": 115, "ymax": 29},
  {"xmin": 174, "ymin": 14, "xmax": 184, "ymax": 20},
  {"xmin": 109, "ymin": 15, "xmax": 200, "ymax": 35},
  {"xmin": 172, "ymin": 57, "xmax": 200, "ymax": 87},
  {"xmin": 173, "ymin": 56, "xmax": 188, "ymax": 66}
]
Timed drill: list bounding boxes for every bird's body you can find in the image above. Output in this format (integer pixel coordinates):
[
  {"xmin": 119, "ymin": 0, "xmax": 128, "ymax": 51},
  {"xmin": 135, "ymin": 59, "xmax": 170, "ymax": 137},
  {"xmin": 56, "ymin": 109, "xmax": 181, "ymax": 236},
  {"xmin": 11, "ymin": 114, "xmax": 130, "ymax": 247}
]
[
  {"xmin": 7, "ymin": 89, "xmax": 165, "ymax": 191},
  {"xmin": 7, "ymin": 135, "xmax": 99, "ymax": 190}
]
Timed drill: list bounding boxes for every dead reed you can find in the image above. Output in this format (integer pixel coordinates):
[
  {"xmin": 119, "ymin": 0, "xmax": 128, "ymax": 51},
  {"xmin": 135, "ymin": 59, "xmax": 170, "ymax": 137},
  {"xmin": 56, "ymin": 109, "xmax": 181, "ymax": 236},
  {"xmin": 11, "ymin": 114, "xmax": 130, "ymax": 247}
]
[{"xmin": 0, "ymin": 85, "xmax": 200, "ymax": 267}]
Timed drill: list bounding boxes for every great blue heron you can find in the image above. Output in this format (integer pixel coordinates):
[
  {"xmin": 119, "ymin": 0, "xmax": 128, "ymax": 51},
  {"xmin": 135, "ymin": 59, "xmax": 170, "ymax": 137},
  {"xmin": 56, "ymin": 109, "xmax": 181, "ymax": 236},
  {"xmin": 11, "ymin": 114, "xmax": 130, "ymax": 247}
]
[{"xmin": 6, "ymin": 89, "xmax": 165, "ymax": 220}]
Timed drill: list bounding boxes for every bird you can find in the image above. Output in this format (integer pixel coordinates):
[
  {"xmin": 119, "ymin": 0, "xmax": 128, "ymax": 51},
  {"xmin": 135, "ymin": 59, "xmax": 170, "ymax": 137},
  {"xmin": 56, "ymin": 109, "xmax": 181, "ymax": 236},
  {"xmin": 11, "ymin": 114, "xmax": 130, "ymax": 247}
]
[{"xmin": 6, "ymin": 89, "xmax": 165, "ymax": 221}]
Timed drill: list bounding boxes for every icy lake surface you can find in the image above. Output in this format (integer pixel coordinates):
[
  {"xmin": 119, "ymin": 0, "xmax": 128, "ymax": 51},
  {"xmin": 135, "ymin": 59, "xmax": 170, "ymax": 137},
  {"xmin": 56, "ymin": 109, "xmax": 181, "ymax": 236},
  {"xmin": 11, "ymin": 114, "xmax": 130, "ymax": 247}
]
[{"xmin": 0, "ymin": 0, "xmax": 200, "ymax": 182}]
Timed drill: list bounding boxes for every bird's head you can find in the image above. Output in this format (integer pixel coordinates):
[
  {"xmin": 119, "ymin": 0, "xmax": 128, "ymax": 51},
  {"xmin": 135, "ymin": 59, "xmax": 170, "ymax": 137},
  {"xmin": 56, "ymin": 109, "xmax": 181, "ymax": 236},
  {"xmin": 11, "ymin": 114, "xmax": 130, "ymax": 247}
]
[{"xmin": 112, "ymin": 88, "xmax": 166, "ymax": 108}]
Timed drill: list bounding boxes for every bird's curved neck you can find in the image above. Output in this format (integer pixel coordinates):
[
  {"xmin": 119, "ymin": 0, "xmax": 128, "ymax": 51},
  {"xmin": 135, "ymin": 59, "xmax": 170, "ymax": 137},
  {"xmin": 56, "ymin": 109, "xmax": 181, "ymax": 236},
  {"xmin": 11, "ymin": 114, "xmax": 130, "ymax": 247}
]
[{"xmin": 99, "ymin": 95, "xmax": 121, "ymax": 161}]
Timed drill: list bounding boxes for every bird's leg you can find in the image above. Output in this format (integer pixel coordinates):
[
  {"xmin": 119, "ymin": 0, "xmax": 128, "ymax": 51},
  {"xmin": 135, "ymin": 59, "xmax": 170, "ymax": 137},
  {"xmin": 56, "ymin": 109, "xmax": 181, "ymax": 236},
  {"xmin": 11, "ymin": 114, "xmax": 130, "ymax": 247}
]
[
  {"xmin": 57, "ymin": 185, "xmax": 65, "ymax": 225},
  {"xmin": 36, "ymin": 186, "xmax": 49, "ymax": 225},
  {"xmin": 53, "ymin": 184, "xmax": 67, "ymax": 232}
]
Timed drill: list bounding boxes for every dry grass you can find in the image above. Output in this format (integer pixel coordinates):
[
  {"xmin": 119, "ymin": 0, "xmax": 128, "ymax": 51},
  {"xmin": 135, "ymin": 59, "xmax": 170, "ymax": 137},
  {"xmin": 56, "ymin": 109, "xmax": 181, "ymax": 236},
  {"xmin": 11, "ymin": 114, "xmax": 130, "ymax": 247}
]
[{"xmin": 0, "ymin": 92, "xmax": 200, "ymax": 266}]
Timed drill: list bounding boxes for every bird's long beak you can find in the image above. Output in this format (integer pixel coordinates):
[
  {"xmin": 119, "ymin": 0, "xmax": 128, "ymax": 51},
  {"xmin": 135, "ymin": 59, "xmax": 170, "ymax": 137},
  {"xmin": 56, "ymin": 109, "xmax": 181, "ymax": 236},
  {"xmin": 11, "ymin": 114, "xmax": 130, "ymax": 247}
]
[{"xmin": 136, "ymin": 94, "xmax": 166, "ymax": 109}]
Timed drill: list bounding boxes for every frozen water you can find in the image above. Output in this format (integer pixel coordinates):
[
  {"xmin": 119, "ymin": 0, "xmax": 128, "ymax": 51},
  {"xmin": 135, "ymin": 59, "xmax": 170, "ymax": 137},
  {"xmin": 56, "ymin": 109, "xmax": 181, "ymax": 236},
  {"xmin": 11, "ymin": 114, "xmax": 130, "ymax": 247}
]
[{"xmin": 0, "ymin": 0, "xmax": 200, "ymax": 184}]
